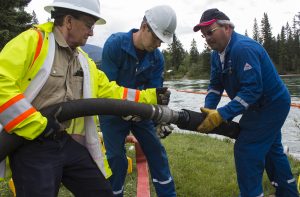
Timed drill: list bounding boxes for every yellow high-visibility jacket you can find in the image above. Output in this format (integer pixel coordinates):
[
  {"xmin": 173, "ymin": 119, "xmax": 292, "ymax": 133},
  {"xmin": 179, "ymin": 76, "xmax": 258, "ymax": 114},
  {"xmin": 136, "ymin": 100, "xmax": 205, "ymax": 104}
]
[{"xmin": 0, "ymin": 22, "xmax": 158, "ymax": 179}]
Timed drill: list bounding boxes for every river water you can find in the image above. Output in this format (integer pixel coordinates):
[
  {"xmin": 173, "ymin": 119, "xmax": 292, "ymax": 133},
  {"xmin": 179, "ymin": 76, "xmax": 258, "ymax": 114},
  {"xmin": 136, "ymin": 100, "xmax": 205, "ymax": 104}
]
[{"xmin": 164, "ymin": 76, "xmax": 300, "ymax": 160}]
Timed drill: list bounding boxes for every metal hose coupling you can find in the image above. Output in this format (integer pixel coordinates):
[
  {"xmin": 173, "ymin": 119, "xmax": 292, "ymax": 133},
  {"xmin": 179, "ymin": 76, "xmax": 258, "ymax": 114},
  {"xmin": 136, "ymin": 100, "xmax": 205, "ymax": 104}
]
[
  {"xmin": 151, "ymin": 107, "xmax": 204, "ymax": 130},
  {"xmin": 152, "ymin": 105, "xmax": 180, "ymax": 123}
]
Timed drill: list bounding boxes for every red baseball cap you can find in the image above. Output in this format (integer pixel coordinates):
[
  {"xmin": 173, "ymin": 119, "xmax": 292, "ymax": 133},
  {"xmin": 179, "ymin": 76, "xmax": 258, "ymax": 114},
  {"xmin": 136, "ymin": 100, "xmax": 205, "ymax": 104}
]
[{"xmin": 193, "ymin": 8, "xmax": 230, "ymax": 32}]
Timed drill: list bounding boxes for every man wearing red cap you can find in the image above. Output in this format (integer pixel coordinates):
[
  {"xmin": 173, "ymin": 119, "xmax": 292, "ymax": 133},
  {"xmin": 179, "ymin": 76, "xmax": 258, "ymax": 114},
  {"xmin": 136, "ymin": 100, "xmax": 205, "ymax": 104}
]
[{"xmin": 194, "ymin": 8, "xmax": 299, "ymax": 197}]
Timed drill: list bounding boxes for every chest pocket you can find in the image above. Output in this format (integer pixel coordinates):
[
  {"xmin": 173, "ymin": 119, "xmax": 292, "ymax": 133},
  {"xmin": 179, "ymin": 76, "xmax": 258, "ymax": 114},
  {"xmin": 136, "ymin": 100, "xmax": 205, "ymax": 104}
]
[
  {"xmin": 32, "ymin": 66, "xmax": 66, "ymax": 109},
  {"xmin": 70, "ymin": 69, "xmax": 83, "ymax": 99},
  {"xmin": 41, "ymin": 66, "xmax": 66, "ymax": 96}
]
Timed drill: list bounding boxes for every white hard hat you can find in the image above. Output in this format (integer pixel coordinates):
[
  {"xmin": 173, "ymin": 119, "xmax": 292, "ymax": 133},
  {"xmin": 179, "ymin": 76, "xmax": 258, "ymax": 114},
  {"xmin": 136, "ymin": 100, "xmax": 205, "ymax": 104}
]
[
  {"xmin": 44, "ymin": 0, "xmax": 106, "ymax": 25},
  {"xmin": 145, "ymin": 5, "xmax": 177, "ymax": 44}
]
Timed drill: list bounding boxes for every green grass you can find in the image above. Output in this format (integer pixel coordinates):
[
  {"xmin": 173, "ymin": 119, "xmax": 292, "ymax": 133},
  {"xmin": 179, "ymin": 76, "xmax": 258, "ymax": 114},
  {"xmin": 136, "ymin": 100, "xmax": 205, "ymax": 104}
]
[{"xmin": 1, "ymin": 133, "xmax": 299, "ymax": 197}]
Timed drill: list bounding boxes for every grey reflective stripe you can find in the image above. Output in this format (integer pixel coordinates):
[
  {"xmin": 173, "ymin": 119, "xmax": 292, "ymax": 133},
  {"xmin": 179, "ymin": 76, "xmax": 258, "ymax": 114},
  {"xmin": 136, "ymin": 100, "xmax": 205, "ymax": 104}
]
[
  {"xmin": 207, "ymin": 89, "xmax": 221, "ymax": 95},
  {"xmin": 24, "ymin": 33, "xmax": 55, "ymax": 102},
  {"xmin": 287, "ymin": 177, "xmax": 295, "ymax": 184},
  {"xmin": 153, "ymin": 176, "xmax": 172, "ymax": 185},
  {"xmin": 127, "ymin": 88, "xmax": 137, "ymax": 101},
  {"xmin": 0, "ymin": 97, "xmax": 32, "ymax": 126},
  {"xmin": 78, "ymin": 52, "xmax": 107, "ymax": 177},
  {"xmin": 233, "ymin": 96, "xmax": 249, "ymax": 109},
  {"xmin": 112, "ymin": 186, "xmax": 124, "ymax": 195}
]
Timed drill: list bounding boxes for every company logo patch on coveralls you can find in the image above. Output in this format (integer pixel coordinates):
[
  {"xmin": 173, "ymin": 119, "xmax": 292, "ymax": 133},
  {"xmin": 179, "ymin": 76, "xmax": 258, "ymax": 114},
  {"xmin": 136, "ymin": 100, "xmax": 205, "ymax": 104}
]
[{"xmin": 243, "ymin": 63, "xmax": 252, "ymax": 71}]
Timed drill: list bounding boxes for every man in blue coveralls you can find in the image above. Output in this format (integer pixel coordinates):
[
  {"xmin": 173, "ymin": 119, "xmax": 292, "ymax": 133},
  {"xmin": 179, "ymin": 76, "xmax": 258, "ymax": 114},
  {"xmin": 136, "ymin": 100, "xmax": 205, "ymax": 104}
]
[
  {"xmin": 194, "ymin": 8, "xmax": 299, "ymax": 197},
  {"xmin": 99, "ymin": 5, "xmax": 177, "ymax": 197}
]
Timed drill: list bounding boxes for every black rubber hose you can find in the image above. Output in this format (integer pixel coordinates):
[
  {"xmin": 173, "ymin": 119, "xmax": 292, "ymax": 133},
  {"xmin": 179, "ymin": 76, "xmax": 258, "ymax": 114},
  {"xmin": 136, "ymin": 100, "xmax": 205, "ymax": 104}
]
[
  {"xmin": 0, "ymin": 98, "xmax": 240, "ymax": 163},
  {"xmin": 0, "ymin": 98, "xmax": 158, "ymax": 162},
  {"xmin": 176, "ymin": 109, "xmax": 240, "ymax": 139},
  {"xmin": 41, "ymin": 98, "xmax": 158, "ymax": 122},
  {"xmin": 43, "ymin": 100, "xmax": 240, "ymax": 139}
]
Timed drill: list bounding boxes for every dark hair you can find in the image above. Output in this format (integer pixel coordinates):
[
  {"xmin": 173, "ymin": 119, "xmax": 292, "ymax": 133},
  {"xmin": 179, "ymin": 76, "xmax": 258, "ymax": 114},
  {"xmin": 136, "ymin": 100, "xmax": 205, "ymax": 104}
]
[{"xmin": 140, "ymin": 16, "xmax": 148, "ymax": 28}]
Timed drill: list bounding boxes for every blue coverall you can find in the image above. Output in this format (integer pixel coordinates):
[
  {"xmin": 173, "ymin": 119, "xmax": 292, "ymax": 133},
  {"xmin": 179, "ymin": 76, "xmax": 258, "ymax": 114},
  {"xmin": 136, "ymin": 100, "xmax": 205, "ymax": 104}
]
[
  {"xmin": 99, "ymin": 29, "xmax": 176, "ymax": 197},
  {"xmin": 205, "ymin": 31, "xmax": 298, "ymax": 197}
]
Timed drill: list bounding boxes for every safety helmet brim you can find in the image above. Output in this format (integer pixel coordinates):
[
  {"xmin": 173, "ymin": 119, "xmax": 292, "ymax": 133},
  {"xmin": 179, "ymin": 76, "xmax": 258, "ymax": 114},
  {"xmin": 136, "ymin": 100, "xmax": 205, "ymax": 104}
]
[{"xmin": 44, "ymin": 3, "xmax": 106, "ymax": 25}]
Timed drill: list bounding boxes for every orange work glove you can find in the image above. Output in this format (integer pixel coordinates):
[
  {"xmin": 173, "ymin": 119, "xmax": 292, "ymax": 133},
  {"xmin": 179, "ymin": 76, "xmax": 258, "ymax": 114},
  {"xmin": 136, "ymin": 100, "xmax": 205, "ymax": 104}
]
[{"xmin": 197, "ymin": 107, "xmax": 223, "ymax": 133}]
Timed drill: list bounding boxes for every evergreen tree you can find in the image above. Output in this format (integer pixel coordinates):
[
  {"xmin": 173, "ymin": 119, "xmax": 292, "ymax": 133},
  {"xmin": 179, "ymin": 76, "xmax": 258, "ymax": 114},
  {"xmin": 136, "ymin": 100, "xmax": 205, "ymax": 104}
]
[
  {"xmin": 199, "ymin": 44, "xmax": 211, "ymax": 76},
  {"xmin": 292, "ymin": 13, "xmax": 300, "ymax": 72},
  {"xmin": 275, "ymin": 34, "xmax": 281, "ymax": 69},
  {"xmin": 285, "ymin": 22, "xmax": 292, "ymax": 38},
  {"xmin": 0, "ymin": 0, "xmax": 33, "ymax": 50},
  {"xmin": 186, "ymin": 39, "xmax": 202, "ymax": 77},
  {"xmin": 293, "ymin": 12, "xmax": 300, "ymax": 33},
  {"xmin": 292, "ymin": 16, "xmax": 297, "ymax": 36},
  {"xmin": 167, "ymin": 34, "xmax": 185, "ymax": 71},
  {"xmin": 285, "ymin": 23, "xmax": 296, "ymax": 71},
  {"xmin": 278, "ymin": 26, "xmax": 288, "ymax": 74},
  {"xmin": 189, "ymin": 39, "xmax": 200, "ymax": 65},
  {"xmin": 162, "ymin": 49, "xmax": 172, "ymax": 71},
  {"xmin": 260, "ymin": 13, "xmax": 273, "ymax": 49},
  {"xmin": 252, "ymin": 18, "xmax": 261, "ymax": 43},
  {"xmin": 260, "ymin": 13, "xmax": 277, "ymax": 62}
]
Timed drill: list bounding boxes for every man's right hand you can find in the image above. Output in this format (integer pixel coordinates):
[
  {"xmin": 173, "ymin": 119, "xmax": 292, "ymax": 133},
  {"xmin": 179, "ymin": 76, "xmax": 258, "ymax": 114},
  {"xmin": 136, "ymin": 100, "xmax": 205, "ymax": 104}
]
[
  {"xmin": 196, "ymin": 107, "xmax": 223, "ymax": 133},
  {"xmin": 40, "ymin": 106, "xmax": 62, "ymax": 138},
  {"xmin": 156, "ymin": 87, "xmax": 171, "ymax": 105}
]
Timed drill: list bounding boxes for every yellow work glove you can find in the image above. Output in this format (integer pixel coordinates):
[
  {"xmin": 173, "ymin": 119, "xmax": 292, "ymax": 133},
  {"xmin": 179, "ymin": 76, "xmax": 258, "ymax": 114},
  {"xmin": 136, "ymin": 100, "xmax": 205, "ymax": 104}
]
[{"xmin": 197, "ymin": 107, "xmax": 223, "ymax": 133}]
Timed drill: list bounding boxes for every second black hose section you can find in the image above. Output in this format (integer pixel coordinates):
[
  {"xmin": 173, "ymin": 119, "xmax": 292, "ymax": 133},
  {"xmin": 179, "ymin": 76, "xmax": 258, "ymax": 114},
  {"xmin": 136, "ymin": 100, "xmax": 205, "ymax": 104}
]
[{"xmin": 42, "ymin": 98, "xmax": 158, "ymax": 122}]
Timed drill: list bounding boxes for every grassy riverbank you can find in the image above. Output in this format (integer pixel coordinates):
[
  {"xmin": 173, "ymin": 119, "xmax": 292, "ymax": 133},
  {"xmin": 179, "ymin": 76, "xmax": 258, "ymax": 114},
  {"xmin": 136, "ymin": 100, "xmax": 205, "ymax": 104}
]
[
  {"xmin": 1, "ymin": 133, "xmax": 299, "ymax": 196},
  {"xmin": 160, "ymin": 133, "xmax": 299, "ymax": 196}
]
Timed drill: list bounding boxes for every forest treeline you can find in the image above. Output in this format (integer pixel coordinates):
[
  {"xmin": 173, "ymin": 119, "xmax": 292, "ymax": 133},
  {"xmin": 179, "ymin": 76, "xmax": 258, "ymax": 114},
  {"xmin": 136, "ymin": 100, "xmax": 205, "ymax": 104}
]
[{"xmin": 0, "ymin": 1, "xmax": 299, "ymax": 79}]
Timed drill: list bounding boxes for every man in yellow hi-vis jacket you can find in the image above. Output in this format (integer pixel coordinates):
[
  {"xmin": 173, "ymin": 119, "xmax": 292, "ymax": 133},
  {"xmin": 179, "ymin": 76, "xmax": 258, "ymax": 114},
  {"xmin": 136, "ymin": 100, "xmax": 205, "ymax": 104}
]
[{"xmin": 0, "ymin": 0, "xmax": 170, "ymax": 196}]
